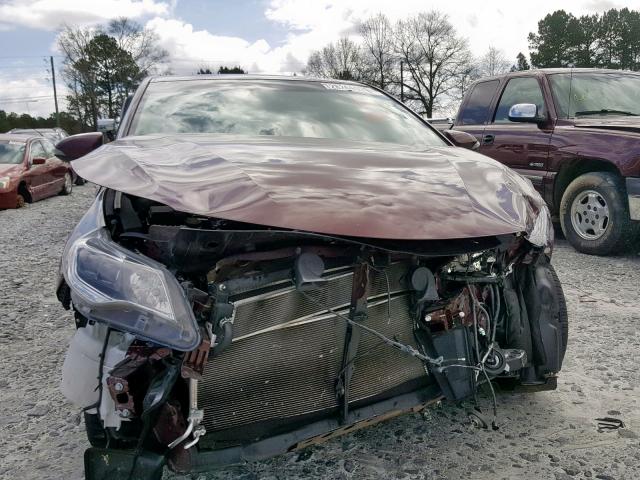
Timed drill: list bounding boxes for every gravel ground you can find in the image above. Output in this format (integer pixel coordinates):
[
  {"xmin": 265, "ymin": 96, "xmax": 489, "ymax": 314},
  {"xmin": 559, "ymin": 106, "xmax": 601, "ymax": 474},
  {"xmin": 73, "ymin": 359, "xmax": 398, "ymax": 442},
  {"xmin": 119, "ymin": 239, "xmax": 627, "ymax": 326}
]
[{"xmin": 1, "ymin": 185, "xmax": 639, "ymax": 480}]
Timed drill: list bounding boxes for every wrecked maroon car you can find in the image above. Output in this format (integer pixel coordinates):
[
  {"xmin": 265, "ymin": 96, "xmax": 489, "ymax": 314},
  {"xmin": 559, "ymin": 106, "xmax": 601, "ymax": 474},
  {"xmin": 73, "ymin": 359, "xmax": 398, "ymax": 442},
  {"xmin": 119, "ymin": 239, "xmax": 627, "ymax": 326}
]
[{"xmin": 56, "ymin": 76, "xmax": 568, "ymax": 480}]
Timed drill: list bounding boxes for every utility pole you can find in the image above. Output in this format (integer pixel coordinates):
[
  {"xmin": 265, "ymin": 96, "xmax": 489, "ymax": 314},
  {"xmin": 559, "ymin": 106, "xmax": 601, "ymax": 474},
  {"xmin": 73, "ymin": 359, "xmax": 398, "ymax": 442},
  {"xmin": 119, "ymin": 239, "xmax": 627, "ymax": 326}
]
[
  {"xmin": 400, "ymin": 61, "xmax": 404, "ymax": 103},
  {"xmin": 50, "ymin": 56, "xmax": 60, "ymax": 127}
]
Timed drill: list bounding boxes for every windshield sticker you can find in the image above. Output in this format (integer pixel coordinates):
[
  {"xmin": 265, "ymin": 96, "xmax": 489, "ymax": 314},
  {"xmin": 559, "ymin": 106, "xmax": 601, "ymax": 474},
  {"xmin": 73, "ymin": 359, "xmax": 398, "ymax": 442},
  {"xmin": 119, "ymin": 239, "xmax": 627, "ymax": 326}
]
[{"xmin": 321, "ymin": 83, "xmax": 372, "ymax": 94}]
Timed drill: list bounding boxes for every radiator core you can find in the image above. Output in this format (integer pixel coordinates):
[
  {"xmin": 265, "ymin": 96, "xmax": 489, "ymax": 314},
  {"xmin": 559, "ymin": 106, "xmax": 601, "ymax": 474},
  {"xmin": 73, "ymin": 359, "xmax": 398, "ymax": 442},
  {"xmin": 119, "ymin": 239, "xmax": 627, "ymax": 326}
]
[{"xmin": 198, "ymin": 264, "xmax": 427, "ymax": 436}]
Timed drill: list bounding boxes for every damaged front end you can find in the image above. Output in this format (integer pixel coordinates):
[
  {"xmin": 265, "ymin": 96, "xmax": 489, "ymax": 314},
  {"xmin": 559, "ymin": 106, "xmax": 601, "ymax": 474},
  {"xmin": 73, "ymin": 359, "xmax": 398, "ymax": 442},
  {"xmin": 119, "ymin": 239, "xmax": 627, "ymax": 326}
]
[{"xmin": 57, "ymin": 188, "xmax": 565, "ymax": 480}]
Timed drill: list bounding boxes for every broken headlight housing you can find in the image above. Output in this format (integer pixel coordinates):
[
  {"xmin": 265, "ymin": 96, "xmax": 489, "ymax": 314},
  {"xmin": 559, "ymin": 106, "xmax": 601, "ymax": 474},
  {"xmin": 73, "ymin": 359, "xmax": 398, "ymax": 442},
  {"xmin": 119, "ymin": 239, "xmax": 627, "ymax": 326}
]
[
  {"xmin": 526, "ymin": 204, "xmax": 553, "ymax": 248},
  {"xmin": 61, "ymin": 192, "xmax": 200, "ymax": 351}
]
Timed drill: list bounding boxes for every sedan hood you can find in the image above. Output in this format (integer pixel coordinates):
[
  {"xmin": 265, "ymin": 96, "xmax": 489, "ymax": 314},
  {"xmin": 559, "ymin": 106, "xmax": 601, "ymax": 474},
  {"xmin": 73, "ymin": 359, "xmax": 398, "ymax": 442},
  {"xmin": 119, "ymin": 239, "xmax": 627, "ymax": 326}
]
[
  {"xmin": 0, "ymin": 163, "xmax": 24, "ymax": 177},
  {"xmin": 72, "ymin": 135, "xmax": 542, "ymax": 240}
]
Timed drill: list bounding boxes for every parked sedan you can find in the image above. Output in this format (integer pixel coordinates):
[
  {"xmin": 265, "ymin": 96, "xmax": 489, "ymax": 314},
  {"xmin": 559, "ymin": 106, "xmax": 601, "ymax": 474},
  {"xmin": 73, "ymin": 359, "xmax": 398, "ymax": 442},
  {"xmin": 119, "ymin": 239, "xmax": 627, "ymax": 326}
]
[
  {"xmin": 56, "ymin": 76, "xmax": 567, "ymax": 480},
  {"xmin": 0, "ymin": 134, "xmax": 73, "ymax": 209}
]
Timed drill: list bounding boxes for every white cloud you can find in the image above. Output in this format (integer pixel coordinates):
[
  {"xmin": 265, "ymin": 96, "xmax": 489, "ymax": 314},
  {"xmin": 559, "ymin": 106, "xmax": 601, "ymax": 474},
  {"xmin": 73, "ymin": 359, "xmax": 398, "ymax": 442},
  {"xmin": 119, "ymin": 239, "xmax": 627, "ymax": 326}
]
[
  {"xmin": 0, "ymin": 71, "xmax": 66, "ymax": 117},
  {"xmin": 0, "ymin": 0, "xmax": 169, "ymax": 31}
]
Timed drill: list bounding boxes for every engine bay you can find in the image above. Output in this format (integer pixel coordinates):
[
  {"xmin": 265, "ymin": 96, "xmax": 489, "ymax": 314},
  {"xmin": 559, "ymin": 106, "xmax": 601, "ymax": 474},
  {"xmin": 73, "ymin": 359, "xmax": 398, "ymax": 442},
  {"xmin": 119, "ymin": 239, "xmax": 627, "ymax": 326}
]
[{"xmin": 59, "ymin": 189, "xmax": 566, "ymax": 473}]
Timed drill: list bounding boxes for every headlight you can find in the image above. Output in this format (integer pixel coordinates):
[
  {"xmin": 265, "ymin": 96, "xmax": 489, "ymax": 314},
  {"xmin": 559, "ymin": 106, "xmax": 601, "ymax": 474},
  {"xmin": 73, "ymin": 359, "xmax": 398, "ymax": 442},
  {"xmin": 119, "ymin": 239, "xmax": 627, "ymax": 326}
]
[
  {"xmin": 61, "ymin": 191, "xmax": 200, "ymax": 351},
  {"xmin": 526, "ymin": 204, "xmax": 553, "ymax": 248},
  {"xmin": 0, "ymin": 176, "xmax": 10, "ymax": 190}
]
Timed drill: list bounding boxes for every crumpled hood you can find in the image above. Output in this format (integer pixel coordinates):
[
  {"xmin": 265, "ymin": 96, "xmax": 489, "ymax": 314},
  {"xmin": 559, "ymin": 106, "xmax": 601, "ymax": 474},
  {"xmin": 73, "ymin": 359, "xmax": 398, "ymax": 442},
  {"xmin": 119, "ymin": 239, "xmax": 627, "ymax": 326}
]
[{"xmin": 72, "ymin": 134, "xmax": 543, "ymax": 240}]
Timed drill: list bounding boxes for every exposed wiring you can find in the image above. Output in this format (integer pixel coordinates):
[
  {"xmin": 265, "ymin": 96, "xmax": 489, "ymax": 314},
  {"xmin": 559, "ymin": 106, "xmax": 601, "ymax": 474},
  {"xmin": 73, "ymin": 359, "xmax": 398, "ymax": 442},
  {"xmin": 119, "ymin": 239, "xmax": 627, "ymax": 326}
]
[
  {"xmin": 300, "ymin": 290, "xmax": 443, "ymax": 366},
  {"xmin": 468, "ymin": 284, "xmax": 499, "ymax": 429}
]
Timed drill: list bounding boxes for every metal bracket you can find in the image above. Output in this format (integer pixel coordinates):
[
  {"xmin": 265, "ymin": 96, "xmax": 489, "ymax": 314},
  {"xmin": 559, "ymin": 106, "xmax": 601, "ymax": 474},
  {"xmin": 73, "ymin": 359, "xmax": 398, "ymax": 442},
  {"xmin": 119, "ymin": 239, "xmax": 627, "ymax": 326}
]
[{"xmin": 337, "ymin": 262, "xmax": 370, "ymax": 423}]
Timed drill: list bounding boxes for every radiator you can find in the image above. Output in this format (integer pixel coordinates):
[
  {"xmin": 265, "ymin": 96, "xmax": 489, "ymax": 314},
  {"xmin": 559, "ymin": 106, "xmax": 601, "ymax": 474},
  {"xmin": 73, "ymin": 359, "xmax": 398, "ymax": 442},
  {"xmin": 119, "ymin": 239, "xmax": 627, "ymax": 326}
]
[{"xmin": 198, "ymin": 263, "xmax": 427, "ymax": 436}]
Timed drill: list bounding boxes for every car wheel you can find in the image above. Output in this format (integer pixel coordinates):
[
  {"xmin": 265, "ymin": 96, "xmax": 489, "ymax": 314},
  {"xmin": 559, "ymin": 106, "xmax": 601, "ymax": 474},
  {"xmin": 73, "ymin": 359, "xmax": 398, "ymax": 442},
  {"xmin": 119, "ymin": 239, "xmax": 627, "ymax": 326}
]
[
  {"xmin": 560, "ymin": 172, "xmax": 634, "ymax": 255},
  {"xmin": 16, "ymin": 194, "xmax": 25, "ymax": 208},
  {"xmin": 60, "ymin": 173, "xmax": 73, "ymax": 196}
]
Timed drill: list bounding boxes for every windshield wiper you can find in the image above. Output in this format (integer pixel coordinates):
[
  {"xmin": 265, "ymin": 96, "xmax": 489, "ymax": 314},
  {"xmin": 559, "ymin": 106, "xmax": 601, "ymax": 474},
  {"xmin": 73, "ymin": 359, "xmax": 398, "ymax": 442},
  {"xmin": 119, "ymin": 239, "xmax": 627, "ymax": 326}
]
[{"xmin": 575, "ymin": 109, "xmax": 639, "ymax": 117}]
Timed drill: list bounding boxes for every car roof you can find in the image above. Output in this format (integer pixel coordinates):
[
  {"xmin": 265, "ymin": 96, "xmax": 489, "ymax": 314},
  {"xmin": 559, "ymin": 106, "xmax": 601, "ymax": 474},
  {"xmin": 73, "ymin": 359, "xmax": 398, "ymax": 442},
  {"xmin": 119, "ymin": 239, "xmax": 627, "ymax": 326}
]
[
  {"xmin": 0, "ymin": 133, "xmax": 34, "ymax": 142},
  {"xmin": 474, "ymin": 67, "xmax": 640, "ymax": 83},
  {"xmin": 148, "ymin": 74, "xmax": 366, "ymax": 86}
]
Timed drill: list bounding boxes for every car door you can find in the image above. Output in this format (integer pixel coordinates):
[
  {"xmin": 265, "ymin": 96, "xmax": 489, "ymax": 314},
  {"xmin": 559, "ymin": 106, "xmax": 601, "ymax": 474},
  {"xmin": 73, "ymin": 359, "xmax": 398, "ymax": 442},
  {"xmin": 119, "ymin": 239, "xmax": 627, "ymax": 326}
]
[
  {"xmin": 479, "ymin": 76, "xmax": 553, "ymax": 194},
  {"xmin": 40, "ymin": 138, "xmax": 67, "ymax": 195},
  {"xmin": 23, "ymin": 140, "xmax": 49, "ymax": 201},
  {"xmin": 453, "ymin": 79, "xmax": 501, "ymax": 144}
]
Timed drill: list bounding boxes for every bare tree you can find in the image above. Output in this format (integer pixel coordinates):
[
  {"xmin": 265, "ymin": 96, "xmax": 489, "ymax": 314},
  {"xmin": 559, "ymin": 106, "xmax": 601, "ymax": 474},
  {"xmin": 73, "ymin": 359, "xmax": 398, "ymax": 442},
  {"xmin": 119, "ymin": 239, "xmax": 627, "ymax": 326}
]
[
  {"xmin": 305, "ymin": 37, "xmax": 365, "ymax": 80},
  {"xmin": 394, "ymin": 11, "xmax": 474, "ymax": 117},
  {"xmin": 479, "ymin": 46, "xmax": 511, "ymax": 77},
  {"xmin": 358, "ymin": 13, "xmax": 395, "ymax": 90}
]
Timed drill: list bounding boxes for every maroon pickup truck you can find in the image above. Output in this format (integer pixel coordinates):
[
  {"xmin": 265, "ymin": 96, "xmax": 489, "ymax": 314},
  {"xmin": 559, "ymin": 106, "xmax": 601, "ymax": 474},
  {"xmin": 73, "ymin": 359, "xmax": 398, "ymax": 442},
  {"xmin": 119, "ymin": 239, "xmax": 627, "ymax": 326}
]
[{"xmin": 452, "ymin": 68, "xmax": 640, "ymax": 255}]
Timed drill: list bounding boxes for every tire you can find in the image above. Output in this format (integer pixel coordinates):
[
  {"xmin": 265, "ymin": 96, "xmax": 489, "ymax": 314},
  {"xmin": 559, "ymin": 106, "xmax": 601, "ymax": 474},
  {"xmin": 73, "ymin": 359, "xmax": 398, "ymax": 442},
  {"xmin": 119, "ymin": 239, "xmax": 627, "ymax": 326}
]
[
  {"xmin": 559, "ymin": 172, "xmax": 634, "ymax": 255},
  {"xmin": 548, "ymin": 264, "xmax": 569, "ymax": 363},
  {"xmin": 60, "ymin": 172, "xmax": 73, "ymax": 196}
]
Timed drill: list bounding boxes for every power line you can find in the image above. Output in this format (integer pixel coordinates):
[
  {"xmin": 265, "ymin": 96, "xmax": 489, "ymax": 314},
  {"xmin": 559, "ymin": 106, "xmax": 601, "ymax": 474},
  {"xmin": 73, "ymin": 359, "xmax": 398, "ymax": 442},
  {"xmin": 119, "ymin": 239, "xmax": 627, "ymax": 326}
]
[{"xmin": 0, "ymin": 95, "xmax": 54, "ymax": 102}]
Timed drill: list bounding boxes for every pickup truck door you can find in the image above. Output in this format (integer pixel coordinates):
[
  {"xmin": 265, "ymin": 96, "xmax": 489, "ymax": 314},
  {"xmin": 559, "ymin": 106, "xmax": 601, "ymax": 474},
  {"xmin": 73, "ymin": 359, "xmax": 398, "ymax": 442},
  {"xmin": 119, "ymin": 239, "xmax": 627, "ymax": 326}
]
[
  {"xmin": 453, "ymin": 79, "xmax": 501, "ymax": 144},
  {"xmin": 479, "ymin": 76, "xmax": 553, "ymax": 194}
]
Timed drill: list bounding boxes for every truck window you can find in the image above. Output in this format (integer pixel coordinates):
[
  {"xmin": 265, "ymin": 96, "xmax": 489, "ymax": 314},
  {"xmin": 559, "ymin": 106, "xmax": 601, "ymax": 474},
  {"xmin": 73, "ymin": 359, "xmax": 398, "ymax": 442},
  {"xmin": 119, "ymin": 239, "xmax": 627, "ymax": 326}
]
[
  {"xmin": 494, "ymin": 77, "xmax": 545, "ymax": 123},
  {"xmin": 460, "ymin": 80, "xmax": 499, "ymax": 125}
]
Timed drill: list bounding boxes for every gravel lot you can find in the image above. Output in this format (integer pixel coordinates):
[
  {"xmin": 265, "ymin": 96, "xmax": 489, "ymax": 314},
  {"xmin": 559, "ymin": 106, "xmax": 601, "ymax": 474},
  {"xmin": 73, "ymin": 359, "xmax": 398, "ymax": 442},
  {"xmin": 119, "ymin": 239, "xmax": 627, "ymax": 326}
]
[{"xmin": 1, "ymin": 185, "xmax": 639, "ymax": 480}]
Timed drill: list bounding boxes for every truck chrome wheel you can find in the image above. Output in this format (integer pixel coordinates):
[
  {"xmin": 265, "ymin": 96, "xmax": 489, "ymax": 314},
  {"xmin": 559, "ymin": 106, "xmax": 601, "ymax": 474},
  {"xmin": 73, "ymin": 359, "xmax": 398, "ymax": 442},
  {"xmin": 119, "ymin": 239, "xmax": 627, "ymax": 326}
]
[{"xmin": 570, "ymin": 190, "xmax": 610, "ymax": 240}]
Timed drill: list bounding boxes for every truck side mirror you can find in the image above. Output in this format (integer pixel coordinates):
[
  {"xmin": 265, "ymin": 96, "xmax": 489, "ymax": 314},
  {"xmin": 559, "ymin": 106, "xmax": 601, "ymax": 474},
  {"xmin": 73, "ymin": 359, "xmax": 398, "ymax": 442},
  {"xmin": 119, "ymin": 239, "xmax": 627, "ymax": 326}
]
[
  {"xmin": 508, "ymin": 103, "xmax": 545, "ymax": 123},
  {"xmin": 55, "ymin": 132, "xmax": 104, "ymax": 162},
  {"xmin": 443, "ymin": 130, "xmax": 480, "ymax": 150}
]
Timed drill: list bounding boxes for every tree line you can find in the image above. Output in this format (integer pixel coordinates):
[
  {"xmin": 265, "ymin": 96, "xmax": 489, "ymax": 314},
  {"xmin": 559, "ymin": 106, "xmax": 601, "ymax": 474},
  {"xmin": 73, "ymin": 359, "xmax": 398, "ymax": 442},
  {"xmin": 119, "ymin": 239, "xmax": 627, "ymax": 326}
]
[
  {"xmin": 528, "ymin": 8, "xmax": 640, "ymax": 69},
  {"xmin": 0, "ymin": 110, "xmax": 83, "ymax": 134}
]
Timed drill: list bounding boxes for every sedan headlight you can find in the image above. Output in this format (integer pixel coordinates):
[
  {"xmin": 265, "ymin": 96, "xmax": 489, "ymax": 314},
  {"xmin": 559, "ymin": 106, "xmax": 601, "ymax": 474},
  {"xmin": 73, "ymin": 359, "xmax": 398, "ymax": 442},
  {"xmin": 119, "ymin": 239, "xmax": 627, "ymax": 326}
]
[
  {"xmin": 0, "ymin": 176, "xmax": 10, "ymax": 190},
  {"xmin": 61, "ymin": 192, "xmax": 200, "ymax": 351}
]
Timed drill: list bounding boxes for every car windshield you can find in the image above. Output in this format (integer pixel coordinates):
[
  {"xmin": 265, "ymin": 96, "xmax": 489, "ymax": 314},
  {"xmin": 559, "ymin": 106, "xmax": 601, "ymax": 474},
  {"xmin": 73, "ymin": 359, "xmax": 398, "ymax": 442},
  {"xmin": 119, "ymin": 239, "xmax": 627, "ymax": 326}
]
[
  {"xmin": 0, "ymin": 141, "xmax": 25, "ymax": 164},
  {"xmin": 549, "ymin": 72, "xmax": 640, "ymax": 118},
  {"xmin": 129, "ymin": 79, "xmax": 445, "ymax": 148}
]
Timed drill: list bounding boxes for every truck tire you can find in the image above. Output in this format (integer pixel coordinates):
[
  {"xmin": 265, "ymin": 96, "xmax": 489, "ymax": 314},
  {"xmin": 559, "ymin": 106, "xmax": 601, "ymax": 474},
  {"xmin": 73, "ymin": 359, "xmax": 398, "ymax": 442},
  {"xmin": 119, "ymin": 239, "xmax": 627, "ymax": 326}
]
[{"xmin": 560, "ymin": 172, "xmax": 634, "ymax": 255}]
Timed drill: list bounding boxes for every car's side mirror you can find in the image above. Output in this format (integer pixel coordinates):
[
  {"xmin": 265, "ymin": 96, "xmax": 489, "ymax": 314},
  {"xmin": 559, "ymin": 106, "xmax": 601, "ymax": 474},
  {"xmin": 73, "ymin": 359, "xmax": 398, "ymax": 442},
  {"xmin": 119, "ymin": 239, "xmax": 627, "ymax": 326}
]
[
  {"xmin": 32, "ymin": 157, "xmax": 47, "ymax": 165},
  {"xmin": 443, "ymin": 130, "xmax": 480, "ymax": 150},
  {"xmin": 55, "ymin": 132, "xmax": 104, "ymax": 162},
  {"xmin": 508, "ymin": 103, "xmax": 545, "ymax": 123}
]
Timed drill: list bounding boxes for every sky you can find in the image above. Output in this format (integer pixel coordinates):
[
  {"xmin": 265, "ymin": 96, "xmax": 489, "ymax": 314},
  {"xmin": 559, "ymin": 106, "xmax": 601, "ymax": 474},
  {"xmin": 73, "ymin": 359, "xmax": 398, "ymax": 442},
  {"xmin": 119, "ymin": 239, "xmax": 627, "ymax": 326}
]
[{"xmin": 0, "ymin": 0, "xmax": 634, "ymax": 117}]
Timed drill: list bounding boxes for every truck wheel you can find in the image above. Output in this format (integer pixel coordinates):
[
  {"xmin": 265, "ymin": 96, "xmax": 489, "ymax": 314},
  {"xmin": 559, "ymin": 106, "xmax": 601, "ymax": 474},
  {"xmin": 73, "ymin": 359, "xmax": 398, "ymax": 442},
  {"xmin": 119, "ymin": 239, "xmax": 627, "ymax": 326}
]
[{"xmin": 560, "ymin": 172, "xmax": 634, "ymax": 255}]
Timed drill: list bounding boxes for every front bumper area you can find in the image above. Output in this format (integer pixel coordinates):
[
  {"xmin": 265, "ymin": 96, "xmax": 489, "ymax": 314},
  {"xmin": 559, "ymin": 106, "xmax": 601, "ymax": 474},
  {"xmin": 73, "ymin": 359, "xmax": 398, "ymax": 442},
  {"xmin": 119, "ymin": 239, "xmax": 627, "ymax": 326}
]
[
  {"xmin": 0, "ymin": 187, "xmax": 19, "ymax": 209},
  {"xmin": 626, "ymin": 177, "xmax": 640, "ymax": 221}
]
